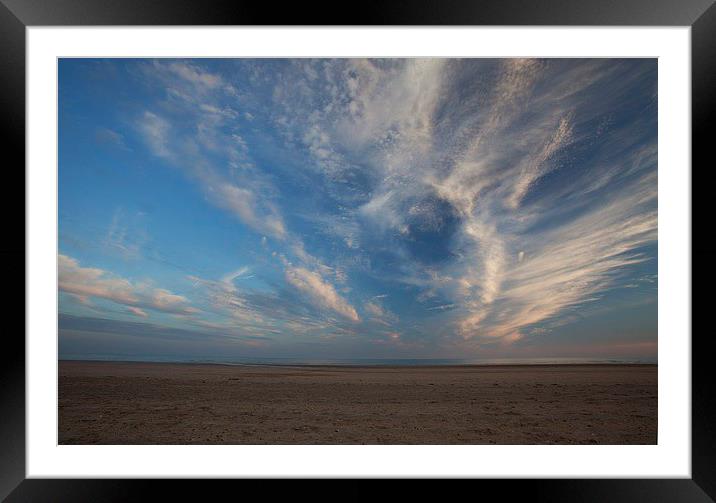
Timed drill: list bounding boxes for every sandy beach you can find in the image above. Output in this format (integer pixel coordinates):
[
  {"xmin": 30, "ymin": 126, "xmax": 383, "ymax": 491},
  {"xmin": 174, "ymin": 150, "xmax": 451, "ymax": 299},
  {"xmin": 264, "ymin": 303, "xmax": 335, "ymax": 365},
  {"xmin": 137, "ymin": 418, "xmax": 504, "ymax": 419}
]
[{"xmin": 58, "ymin": 361, "xmax": 657, "ymax": 445}]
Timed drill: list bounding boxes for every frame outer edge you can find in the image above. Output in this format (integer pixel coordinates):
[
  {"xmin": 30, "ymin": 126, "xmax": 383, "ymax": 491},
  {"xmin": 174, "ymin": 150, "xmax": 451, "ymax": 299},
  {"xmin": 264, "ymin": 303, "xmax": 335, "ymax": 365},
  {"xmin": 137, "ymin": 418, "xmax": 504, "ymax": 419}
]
[
  {"xmin": 2, "ymin": 0, "xmax": 714, "ymax": 498},
  {"xmin": 0, "ymin": 0, "xmax": 715, "ymax": 26},
  {"xmin": 0, "ymin": 0, "xmax": 27, "ymax": 501},
  {"xmin": 692, "ymin": 1, "xmax": 716, "ymax": 502}
]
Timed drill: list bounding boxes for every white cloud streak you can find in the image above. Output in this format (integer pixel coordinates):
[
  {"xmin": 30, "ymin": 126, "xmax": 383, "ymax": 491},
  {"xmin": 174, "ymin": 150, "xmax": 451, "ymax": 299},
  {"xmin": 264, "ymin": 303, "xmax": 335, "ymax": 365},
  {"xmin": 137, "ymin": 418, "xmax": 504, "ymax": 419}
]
[
  {"xmin": 59, "ymin": 255, "xmax": 198, "ymax": 317},
  {"xmin": 284, "ymin": 266, "xmax": 360, "ymax": 322},
  {"xmin": 137, "ymin": 61, "xmax": 287, "ymax": 239}
]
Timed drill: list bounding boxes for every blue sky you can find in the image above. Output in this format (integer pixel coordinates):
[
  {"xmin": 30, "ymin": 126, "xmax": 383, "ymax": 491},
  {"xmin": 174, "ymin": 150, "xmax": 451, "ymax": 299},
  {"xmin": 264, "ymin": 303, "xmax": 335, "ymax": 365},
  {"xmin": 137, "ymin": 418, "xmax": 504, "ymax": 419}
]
[{"xmin": 58, "ymin": 58, "xmax": 657, "ymax": 361}]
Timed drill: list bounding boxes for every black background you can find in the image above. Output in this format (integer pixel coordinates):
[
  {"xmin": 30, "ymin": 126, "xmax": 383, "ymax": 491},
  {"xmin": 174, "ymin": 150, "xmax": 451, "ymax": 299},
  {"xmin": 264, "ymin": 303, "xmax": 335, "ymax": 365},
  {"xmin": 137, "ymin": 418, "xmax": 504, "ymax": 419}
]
[{"xmin": 1, "ymin": 0, "xmax": 713, "ymax": 500}]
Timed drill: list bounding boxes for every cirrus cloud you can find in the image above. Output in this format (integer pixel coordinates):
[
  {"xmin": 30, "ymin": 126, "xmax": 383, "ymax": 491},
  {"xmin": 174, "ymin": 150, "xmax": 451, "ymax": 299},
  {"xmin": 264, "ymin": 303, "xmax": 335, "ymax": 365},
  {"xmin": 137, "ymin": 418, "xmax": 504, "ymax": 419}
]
[
  {"xmin": 59, "ymin": 255, "xmax": 198, "ymax": 317},
  {"xmin": 284, "ymin": 266, "xmax": 360, "ymax": 322}
]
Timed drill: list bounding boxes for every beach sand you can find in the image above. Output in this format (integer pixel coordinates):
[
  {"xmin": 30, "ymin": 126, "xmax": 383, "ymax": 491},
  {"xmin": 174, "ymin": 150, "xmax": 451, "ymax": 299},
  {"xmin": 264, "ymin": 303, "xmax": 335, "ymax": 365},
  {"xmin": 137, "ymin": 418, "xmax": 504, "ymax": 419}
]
[{"xmin": 58, "ymin": 361, "xmax": 657, "ymax": 444}]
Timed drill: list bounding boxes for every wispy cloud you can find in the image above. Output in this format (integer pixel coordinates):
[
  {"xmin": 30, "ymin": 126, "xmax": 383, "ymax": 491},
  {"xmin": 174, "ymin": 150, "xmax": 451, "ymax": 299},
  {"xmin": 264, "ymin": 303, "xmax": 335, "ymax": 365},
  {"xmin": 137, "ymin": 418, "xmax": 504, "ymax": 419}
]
[
  {"xmin": 284, "ymin": 266, "xmax": 359, "ymax": 322},
  {"xmin": 364, "ymin": 298, "xmax": 398, "ymax": 326},
  {"xmin": 138, "ymin": 111, "xmax": 172, "ymax": 159},
  {"xmin": 59, "ymin": 254, "xmax": 198, "ymax": 317},
  {"xmin": 95, "ymin": 127, "xmax": 129, "ymax": 151},
  {"xmin": 137, "ymin": 61, "xmax": 286, "ymax": 239},
  {"xmin": 187, "ymin": 265, "xmax": 360, "ymax": 340},
  {"xmin": 103, "ymin": 208, "xmax": 148, "ymax": 260}
]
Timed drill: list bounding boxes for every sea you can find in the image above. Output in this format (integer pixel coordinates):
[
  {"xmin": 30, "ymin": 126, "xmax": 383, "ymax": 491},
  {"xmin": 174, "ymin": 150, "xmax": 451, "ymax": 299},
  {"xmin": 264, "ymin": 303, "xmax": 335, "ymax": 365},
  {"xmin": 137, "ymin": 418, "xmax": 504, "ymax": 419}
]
[{"xmin": 58, "ymin": 354, "xmax": 656, "ymax": 366}]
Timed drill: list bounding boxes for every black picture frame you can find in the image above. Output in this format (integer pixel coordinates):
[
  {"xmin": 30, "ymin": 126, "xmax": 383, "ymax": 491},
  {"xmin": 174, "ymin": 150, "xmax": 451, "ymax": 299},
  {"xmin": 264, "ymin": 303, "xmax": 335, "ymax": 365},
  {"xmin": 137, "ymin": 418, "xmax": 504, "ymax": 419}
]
[{"xmin": 2, "ymin": 0, "xmax": 713, "ymax": 499}]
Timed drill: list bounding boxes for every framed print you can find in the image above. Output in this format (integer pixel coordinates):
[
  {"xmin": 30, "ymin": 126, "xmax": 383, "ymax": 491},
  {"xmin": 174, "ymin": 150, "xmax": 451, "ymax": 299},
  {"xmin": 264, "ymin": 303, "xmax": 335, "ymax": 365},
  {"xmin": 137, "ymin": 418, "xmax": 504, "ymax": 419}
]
[{"xmin": 3, "ymin": 0, "xmax": 714, "ymax": 499}]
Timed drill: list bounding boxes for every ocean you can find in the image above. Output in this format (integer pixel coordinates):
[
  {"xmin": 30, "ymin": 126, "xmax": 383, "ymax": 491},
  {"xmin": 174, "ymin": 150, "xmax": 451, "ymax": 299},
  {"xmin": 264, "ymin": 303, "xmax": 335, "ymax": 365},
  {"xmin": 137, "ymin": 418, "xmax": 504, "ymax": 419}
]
[{"xmin": 58, "ymin": 354, "xmax": 657, "ymax": 366}]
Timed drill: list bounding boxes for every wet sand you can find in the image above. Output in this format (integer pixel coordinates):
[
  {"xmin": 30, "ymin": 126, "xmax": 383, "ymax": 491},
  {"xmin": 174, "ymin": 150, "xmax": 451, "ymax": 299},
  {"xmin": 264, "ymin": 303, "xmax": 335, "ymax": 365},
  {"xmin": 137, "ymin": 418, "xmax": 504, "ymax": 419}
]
[{"xmin": 58, "ymin": 361, "xmax": 657, "ymax": 444}]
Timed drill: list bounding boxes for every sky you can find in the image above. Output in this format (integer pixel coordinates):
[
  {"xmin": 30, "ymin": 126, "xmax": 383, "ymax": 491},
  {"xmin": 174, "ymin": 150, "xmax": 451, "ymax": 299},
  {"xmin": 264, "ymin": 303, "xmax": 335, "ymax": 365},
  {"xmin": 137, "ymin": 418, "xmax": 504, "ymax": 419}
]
[{"xmin": 58, "ymin": 58, "xmax": 657, "ymax": 362}]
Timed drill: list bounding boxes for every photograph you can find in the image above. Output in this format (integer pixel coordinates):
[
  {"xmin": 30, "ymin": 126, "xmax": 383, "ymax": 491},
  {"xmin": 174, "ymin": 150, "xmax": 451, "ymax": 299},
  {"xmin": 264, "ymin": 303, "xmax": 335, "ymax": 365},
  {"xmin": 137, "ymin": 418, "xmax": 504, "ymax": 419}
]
[{"xmin": 57, "ymin": 57, "xmax": 658, "ymax": 445}]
